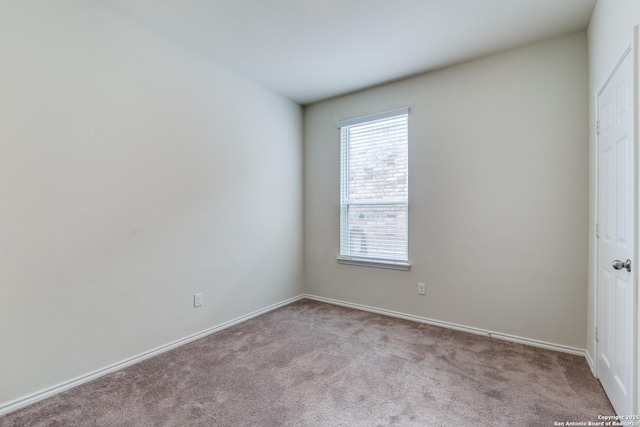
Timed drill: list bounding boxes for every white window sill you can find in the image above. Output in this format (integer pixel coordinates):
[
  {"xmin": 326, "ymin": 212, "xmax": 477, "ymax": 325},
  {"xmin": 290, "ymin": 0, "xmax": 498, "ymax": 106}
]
[{"xmin": 336, "ymin": 256, "xmax": 411, "ymax": 271}]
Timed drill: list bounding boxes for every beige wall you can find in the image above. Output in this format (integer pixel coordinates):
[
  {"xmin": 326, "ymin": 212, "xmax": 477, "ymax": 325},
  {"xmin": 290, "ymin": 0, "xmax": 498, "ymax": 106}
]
[
  {"xmin": 304, "ymin": 33, "xmax": 589, "ymax": 349},
  {"xmin": 0, "ymin": 1, "xmax": 303, "ymax": 406},
  {"xmin": 587, "ymin": 0, "xmax": 640, "ymax": 370}
]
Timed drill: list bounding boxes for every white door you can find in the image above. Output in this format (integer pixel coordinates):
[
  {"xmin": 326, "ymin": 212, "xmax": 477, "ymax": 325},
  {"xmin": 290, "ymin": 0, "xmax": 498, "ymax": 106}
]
[{"xmin": 597, "ymin": 46, "xmax": 636, "ymax": 416}]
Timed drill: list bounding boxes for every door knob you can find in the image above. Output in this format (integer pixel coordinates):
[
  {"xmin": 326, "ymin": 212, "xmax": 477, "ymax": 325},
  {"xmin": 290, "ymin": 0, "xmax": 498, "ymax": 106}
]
[{"xmin": 612, "ymin": 259, "xmax": 632, "ymax": 272}]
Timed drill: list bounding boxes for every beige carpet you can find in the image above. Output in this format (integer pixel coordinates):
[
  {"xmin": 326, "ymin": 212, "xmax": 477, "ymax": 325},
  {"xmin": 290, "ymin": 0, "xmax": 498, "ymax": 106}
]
[{"xmin": 1, "ymin": 299, "xmax": 614, "ymax": 426}]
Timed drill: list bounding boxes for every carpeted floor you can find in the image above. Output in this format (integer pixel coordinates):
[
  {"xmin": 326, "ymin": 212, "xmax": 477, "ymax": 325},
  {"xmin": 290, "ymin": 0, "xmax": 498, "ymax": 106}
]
[{"xmin": 1, "ymin": 299, "xmax": 614, "ymax": 426}]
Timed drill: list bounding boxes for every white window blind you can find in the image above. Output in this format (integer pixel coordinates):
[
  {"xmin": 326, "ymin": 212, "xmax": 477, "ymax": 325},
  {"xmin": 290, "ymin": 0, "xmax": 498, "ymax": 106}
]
[{"xmin": 338, "ymin": 108, "xmax": 409, "ymax": 268}]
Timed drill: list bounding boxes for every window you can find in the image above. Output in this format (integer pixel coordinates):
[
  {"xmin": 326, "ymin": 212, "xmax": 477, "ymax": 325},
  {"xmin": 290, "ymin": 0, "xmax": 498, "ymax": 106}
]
[{"xmin": 337, "ymin": 107, "xmax": 409, "ymax": 270}]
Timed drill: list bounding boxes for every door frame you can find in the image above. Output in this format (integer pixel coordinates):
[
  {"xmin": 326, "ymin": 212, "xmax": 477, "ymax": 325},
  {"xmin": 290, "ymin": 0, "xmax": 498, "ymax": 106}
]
[{"xmin": 593, "ymin": 26, "xmax": 639, "ymax": 415}]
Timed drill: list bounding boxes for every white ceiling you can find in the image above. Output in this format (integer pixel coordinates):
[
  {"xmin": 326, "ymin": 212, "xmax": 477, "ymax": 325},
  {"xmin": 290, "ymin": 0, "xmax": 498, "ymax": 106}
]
[{"xmin": 97, "ymin": 0, "xmax": 597, "ymax": 105}]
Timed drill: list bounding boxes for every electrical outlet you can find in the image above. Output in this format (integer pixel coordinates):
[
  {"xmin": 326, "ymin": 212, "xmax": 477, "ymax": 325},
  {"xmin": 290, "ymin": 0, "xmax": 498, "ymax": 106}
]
[
  {"xmin": 417, "ymin": 282, "xmax": 426, "ymax": 295},
  {"xmin": 194, "ymin": 292, "xmax": 203, "ymax": 307}
]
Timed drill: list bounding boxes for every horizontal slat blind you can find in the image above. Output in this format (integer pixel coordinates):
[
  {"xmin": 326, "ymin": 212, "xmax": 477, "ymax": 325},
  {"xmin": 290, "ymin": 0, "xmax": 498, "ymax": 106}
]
[{"xmin": 340, "ymin": 110, "xmax": 408, "ymax": 263}]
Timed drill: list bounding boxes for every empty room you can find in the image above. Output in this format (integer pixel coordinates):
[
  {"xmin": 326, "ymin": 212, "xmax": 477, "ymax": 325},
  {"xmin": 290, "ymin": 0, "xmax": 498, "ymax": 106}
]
[{"xmin": 1, "ymin": 0, "xmax": 639, "ymax": 425}]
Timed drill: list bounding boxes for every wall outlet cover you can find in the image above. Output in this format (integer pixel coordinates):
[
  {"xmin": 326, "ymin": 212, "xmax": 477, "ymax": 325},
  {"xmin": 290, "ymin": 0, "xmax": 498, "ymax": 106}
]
[{"xmin": 194, "ymin": 292, "xmax": 203, "ymax": 307}]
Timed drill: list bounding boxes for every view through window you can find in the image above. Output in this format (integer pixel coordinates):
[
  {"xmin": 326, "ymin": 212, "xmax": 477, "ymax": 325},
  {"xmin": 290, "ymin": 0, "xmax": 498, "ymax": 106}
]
[{"xmin": 338, "ymin": 108, "xmax": 409, "ymax": 267}]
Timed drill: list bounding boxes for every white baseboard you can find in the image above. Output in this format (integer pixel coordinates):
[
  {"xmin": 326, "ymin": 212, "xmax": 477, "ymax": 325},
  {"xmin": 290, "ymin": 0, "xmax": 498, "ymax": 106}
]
[
  {"xmin": 585, "ymin": 350, "xmax": 597, "ymax": 377},
  {"xmin": 0, "ymin": 295, "xmax": 304, "ymax": 417},
  {"xmin": 303, "ymin": 294, "xmax": 587, "ymax": 357}
]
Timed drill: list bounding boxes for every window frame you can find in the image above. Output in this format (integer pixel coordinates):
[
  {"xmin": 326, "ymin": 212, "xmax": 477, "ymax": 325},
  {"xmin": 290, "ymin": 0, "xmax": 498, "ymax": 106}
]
[{"xmin": 336, "ymin": 107, "xmax": 410, "ymax": 271}]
